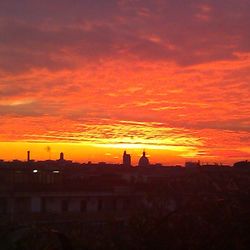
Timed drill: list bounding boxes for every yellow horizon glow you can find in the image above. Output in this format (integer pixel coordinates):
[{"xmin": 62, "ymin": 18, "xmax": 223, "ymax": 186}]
[{"xmin": 0, "ymin": 138, "xmax": 245, "ymax": 166}]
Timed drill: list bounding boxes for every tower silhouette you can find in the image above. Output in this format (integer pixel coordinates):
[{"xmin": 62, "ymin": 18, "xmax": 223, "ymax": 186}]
[
  {"xmin": 123, "ymin": 151, "xmax": 131, "ymax": 167},
  {"xmin": 27, "ymin": 151, "xmax": 30, "ymax": 162},
  {"xmin": 59, "ymin": 152, "xmax": 64, "ymax": 161}
]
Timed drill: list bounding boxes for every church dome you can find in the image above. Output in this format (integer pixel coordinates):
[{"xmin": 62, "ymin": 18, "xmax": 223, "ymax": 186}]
[{"xmin": 138, "ymin": 151, "xmax": 149, "ymax": 167}]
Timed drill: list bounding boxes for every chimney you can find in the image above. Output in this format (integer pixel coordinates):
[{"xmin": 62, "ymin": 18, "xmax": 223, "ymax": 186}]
[{"xmin": 27, "ymin": 151, "xmax": 30, "ymax": 162}]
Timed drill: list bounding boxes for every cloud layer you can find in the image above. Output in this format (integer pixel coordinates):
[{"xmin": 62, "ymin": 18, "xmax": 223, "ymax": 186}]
[{"xmin": 0, "ymin": 0, "xmax": 250, "ymax": 163}]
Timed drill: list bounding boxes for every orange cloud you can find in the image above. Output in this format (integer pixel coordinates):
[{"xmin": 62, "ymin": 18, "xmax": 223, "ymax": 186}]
[{"xmin": 0, "ymin": 1, "xmax": 250, "ymax": 164}]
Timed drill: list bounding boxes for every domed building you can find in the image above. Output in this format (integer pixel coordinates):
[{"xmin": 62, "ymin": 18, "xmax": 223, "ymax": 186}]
[{"xmin": 138, "ymin": 151, "xmax": 149, "ymax": 167}]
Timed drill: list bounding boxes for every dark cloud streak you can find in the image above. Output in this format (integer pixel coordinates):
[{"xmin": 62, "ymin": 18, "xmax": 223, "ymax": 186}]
[{"xmin": 0, "ymin": 0, "xmax": 250, "ymax": 72}]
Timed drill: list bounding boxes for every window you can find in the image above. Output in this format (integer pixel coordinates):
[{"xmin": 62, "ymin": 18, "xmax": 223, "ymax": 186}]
[
  {"xmin": 61, "ymin": 200, "xmax": 69, "ymax": 212},
  {"xmin": 98, "ymin": 199, "xmax": 102, "ymax": 211},
  {"xmin": 15, "ymin": 197, "xmax": 31, "ymax": 213},
  {"xmin": 112, "ymin": 198, "xmax": 117, "ymax": 211},
  {"xmin": 41, "ymin": 198, "xmax": 46, "ymax": 213},
  {"xmin": 0, "ymin": 198, "xmax": 7, "ymax": 214},
  {"xmin": 80, "ymin": 200, "xmax": 87, "ymax": 212}
]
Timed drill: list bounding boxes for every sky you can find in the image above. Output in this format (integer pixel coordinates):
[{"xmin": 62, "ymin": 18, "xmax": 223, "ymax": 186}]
[{"xmin": 0, "ymin": 0, "xmax": 250, "ymax": 165}]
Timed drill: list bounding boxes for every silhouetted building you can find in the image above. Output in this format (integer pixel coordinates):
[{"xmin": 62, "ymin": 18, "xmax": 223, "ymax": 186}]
[
  {"xmin": 185, "ymin": 161, "xmax": 200, "ymax": 168},
  {"xmin": 123, "ymin": 151, "xmax": 131, "ymax": 167},
  {"xmin": 27, "ymin": 151, "xmax": 30, "ymax": 162},
  {"xmin": 138, "ymin": 151, "xmax": 149, "ymax": 167},
  {"xmin": 233, "ymin": 160, "xmax": 250, "ymax": 168},
  {"xmin": 59, "ymin": 152, "xmax": 64, "ymax": 161}
]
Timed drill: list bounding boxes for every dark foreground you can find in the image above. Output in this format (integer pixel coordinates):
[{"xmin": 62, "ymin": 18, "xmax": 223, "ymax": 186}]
[{"xmin": 0, "ymin": 164, "xmax": 250, "ymax": 249}]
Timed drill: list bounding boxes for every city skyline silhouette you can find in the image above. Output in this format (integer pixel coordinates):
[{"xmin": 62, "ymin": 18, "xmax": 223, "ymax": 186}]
[{"xmin": 1, "ymin": 149, "xmax": 249, "ymax": 168}]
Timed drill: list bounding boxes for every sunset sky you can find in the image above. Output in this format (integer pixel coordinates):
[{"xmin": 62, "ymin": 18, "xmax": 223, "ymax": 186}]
[{"xmin": 0, "ymin": 0, "xmax": 250, "ymax": 165}]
